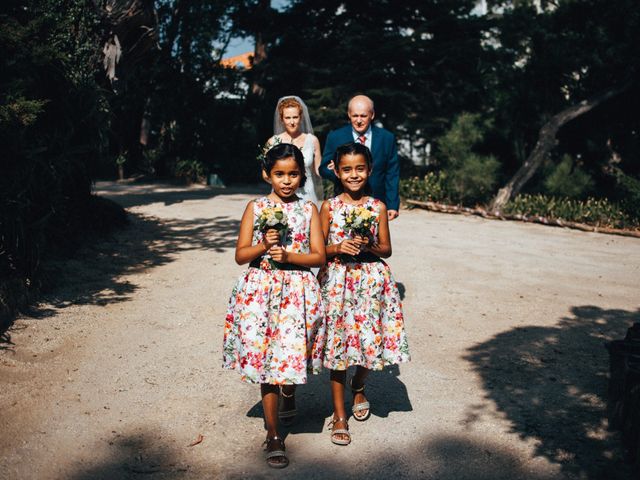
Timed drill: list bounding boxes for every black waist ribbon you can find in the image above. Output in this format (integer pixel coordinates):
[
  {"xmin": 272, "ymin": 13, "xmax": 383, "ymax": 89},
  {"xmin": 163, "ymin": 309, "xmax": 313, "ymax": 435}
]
[
  {"xmin": 337, "ymin": 251, "xmax": 382, "ymax": 264},
  {"xmin": 249, "ymin": 257, "xmax": 311, "ymax": 272}
]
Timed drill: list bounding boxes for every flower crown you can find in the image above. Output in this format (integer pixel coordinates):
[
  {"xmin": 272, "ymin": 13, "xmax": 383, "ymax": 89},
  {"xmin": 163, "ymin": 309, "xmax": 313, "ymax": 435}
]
[{"xmin": 256, "ymin": 136, "xmax": 283, "ymax": 164}]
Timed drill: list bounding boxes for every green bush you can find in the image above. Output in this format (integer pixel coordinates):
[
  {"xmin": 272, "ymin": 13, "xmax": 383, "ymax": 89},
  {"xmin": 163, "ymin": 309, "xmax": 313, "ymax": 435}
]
[
  {"xmin": 437, "ymin": 113, "xmax": 500, "ymax": 205},
  {"xmin": 504, "ymin": 194, "xmax": 639, "ymax": 229},
  {"xmin": 543, "ymin": 155, "xmax": 594, "ymax": 198},
  {"xmin": 174, "ymin": 158, "xmax": 207, "ymax": 184},
  {"xmin": 1, "ymin": 1, "xmax": 117, "ymax": 327},
  {"xmin": 400, "ymin": 172, "xmax": 451, "ymax": 203},
  {"xmin": 612, "ymin": 167, "xmax": 640, "ymax": 218},
  {"xmin": 322, "ymin": 179, "xmax": 335, "ymax": 200}
]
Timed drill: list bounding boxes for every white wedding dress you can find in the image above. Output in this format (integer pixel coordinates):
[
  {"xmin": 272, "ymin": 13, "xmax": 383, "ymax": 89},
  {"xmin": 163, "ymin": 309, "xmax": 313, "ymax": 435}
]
[
  {"xmin": 271, "ymin": 96, "xmax": 323, "ymax": 207},
  {"xmin": 297, "ymin": 134, "xmax": 323, "ymax": 206}
]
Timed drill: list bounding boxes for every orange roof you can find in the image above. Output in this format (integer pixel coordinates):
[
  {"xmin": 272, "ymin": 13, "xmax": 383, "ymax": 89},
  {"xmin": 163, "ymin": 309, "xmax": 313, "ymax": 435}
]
[{"xmin": 220, "ymin": 52, "xmax": 253, "ymax": 69}]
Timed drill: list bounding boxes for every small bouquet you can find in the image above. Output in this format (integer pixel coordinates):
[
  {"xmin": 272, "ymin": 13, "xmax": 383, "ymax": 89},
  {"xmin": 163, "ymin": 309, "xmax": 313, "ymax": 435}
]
[
  {"xmin": 343, "ymin": 205, "xmax": 377, "ymax": 246},
  {"xmin": 258, "ymin": 205, "xmax": 288, "ymax": 235},
  {"xmin": 257, "ymin": 206, "xmax": 288, "ymax": 266}
]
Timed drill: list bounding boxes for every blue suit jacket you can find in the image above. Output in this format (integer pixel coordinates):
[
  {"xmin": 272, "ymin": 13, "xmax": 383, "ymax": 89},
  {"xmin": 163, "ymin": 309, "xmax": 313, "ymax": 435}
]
[{"xmin": 320, "ymin": 125, "xmax": 400, "ymax": 211}]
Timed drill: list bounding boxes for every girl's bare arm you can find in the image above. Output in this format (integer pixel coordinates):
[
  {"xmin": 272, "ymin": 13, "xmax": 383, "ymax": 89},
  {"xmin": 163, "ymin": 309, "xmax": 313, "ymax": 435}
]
[
  {"xmin": 235, "ymin": 202, "xmax": 278, "ymax": 265},
  {"xmin": 270, "ymin": 205, "xmax": 326, "ymax": 267},
  {"xmin": 366, "ymin": 203, "xmax": 392, "ymax": 258},
  {"xmin": 320, "ymin": 200, "xmax": 361, "ymax": 258}
]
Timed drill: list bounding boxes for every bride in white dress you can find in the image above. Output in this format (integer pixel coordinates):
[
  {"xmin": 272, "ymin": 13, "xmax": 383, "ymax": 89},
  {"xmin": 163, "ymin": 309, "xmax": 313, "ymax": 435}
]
[{"xmin": 267, "ymin": 96, "xmax": 324, "ymax": 206}]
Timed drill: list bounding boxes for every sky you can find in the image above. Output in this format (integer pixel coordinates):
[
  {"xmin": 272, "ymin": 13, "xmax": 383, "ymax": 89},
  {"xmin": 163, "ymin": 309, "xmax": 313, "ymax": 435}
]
[
  {"xmin": 225, "ymin": 36, "xmax": 253, "ymax": 57},
  {"xmin": 223, "ymin": 0, "xmax": 289, "ymax": 58}
]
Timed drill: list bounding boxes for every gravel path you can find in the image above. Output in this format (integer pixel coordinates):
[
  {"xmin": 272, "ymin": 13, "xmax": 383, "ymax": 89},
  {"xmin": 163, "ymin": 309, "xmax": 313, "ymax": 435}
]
[{"xmin": 1, "ymin": 181, "xmax": 639, "ymax": 479}]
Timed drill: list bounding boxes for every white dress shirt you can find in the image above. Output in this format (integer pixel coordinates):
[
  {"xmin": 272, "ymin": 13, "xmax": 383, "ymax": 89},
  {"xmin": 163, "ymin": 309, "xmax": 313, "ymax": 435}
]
[{"xmin": 352, "ymin": 127, "xmax": 372, "ymax": 149}]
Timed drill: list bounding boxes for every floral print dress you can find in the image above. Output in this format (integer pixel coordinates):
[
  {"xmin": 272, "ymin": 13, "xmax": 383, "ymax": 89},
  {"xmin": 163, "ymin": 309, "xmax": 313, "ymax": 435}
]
[
  {"xmin": 223, "ymin": 197, "xmax": 326, "ymax": 384},
  {"xmin": 318, "ymin": 196, "xmax": 410, "ymax": 371}
]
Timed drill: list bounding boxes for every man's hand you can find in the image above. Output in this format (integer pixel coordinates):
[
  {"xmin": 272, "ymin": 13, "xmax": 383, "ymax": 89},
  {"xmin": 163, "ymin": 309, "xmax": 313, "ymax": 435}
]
[{"xmin": 388, "ymin": 210, "xmax": 399, "ymax": 221}]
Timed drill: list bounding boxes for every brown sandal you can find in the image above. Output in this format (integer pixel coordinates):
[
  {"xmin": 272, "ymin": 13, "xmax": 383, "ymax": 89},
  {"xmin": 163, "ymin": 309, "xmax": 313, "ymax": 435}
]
[{"xmin": 264, "ymin": 436, "xmax": 289, "ymax": 468}]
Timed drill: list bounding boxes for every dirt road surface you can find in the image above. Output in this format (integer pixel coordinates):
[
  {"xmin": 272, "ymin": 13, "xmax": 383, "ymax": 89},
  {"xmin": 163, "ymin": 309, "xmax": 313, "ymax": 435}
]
[{"xmin": 1, "ymin": 182, "xmax": 639, "ymax": 479}]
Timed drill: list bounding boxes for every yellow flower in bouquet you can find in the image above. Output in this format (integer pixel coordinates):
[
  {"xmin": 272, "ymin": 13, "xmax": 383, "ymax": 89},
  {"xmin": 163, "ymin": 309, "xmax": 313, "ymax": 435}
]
[
  {"xmin": 258, "ymin": 206, "xmax": 288, "ymax": 233},
  {"xmin": 257, "ymin": 205, "xmax": 289, "ymax": 255},
  {"xmin": 343, "ymin": 205, "xmax": 377, "ymax": 240},
  {"xmin": 256, "ymin": 206, "xmax": 289, "ymax": 268}
]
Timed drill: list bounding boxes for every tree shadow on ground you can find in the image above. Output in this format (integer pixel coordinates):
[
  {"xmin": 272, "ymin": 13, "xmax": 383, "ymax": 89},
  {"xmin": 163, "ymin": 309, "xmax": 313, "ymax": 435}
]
[
  {"xmin": 245, "ymin": 365, "xmax": 412, "ymax": 436},
  {"xmin": 464, "ymin": 305, "xmax": 640, "ymax": 479},
  {"xmin": 66, "ymin": 431, "xmax": 557, "ymax": 479},
  {"xmin": 67, "ymin": 431, "xmax": 196, "ymax": 480},
  {"xmin": 0, "ymin": 212, "xmax": 239, "ymax": 347},
  {"xmin": 0, "ymin": 329, "xmax": 15, "ymax": 351},
  {"xmin": 94, "ymin": 181, "xmax": 269, "ymax": 209}
]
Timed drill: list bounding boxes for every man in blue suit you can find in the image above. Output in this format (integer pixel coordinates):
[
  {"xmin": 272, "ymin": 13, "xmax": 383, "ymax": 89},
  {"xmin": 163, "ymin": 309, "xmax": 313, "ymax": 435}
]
[{"xmin": 320, "ymin": 95, "xmax": 400, "ymax": 220}]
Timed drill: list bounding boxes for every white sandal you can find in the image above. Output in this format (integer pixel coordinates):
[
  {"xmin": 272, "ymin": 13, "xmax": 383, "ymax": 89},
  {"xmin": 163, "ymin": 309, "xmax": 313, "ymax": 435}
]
[
  {"xmin": 350, "ymin": 379, "xmax": 371, "ymax": 421},
  {"xmin": 329, "ymin": 416, "xmax": 351, "ymax": 446}
]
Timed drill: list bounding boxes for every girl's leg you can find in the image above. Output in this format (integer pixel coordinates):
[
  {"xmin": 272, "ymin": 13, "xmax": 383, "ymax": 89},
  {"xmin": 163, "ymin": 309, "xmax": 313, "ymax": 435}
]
[
  {"xmin": 329, "ymin": 370, "xmax": 350, "ymax": 444},
  {"xmin": 261, "ymin": 384, "xmax": 280, "ymax": 437},
  {"xmin": 351, "ymin": 366, "xmax": 371, "ymax": 420},
  {"xmin": 261, "ymin": 384, "xmax": 288, "ymax": 467},
  {"xmin": 279, "ymin": 385, "xmax": 297, "ymax": 425},
  {"xmin": 352, "ymin": 365, "xmax": 370, "ymax": 388}
]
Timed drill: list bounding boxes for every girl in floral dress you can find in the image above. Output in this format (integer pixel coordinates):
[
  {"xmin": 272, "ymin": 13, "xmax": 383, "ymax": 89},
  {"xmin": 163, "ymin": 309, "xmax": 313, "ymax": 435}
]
[
  {"xmin": 318, "ymin": 142, "xmax": 410, "ymax": 446},
  {"xmin": 222, "ymin": 143, "xmax": 326, "ymax": 468}
]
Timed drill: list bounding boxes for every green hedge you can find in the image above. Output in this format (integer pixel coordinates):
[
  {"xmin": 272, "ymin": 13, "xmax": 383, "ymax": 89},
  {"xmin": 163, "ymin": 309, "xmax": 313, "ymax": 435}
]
[
  {"xmin": 503, "ymin": 194, "xmax": 639, "ymax": 229},
  {"xmin": 399, "ymin": 173, "xmax": 451, "ymax": 204},
  {"xmin": 401, "ymin": 175, "xmax": 640, "ymax": 230}
]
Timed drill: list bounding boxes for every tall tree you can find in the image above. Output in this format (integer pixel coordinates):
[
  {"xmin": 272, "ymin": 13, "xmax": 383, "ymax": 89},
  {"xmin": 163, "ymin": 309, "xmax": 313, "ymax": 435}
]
[
  {"xmin": 100, "ymin": 0, "xmax": 158, "ymax": 177},
  {"xmin": 252, "ymin": 0, "xmax": 487, "ymax": 150},
  {"xmin": 1, "ymin": 0, "xmax": 111, "ymax": 323},
  {"xmin": 486, "ymin": 0, "xmax": 640, "ymax": 210}
]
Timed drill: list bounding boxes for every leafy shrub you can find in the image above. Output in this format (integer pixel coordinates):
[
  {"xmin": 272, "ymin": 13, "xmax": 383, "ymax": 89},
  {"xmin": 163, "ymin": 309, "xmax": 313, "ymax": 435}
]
[
  {"xmin": 174, "ymin": 158, "xmax": 207, "ymax": 184},
  {"xmin": 1, "ymin": 1, "xmax": 118, "ymax": 327},
  {"xmin": 543, "ymin": 155, "xmax": 594, "ymax": 198},
  {"xmin": 504, "ymin": 194, "xmax": 639, "ymax": 229},
  {"xmin": 400, "ymin": 172, "xmax": 451, "ymax": 203},
  {"xmin": 323, "ymin": 179, "xmax": 335, "ymax": 200},
  {"xmin": 437, "ymin": 113, "xmax": 500, "ymax": 205},
  {"xmin": 611, "ymin": 167, "xmax": 640, "ymax": 218}
]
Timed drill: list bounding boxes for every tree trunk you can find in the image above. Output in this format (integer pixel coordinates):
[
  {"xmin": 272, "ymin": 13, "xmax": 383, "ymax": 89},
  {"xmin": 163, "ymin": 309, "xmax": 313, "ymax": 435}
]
[
  {"xmin": 101, "ymin": 1, "xmax": 158, "ymax": 78},
  {"xmin": 489, "ymin": 84, "xmax": 629, "ymax": 213},
  {"xmin": 100, "ymin": 1, "xmax": 158, "ymax": 176}
]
